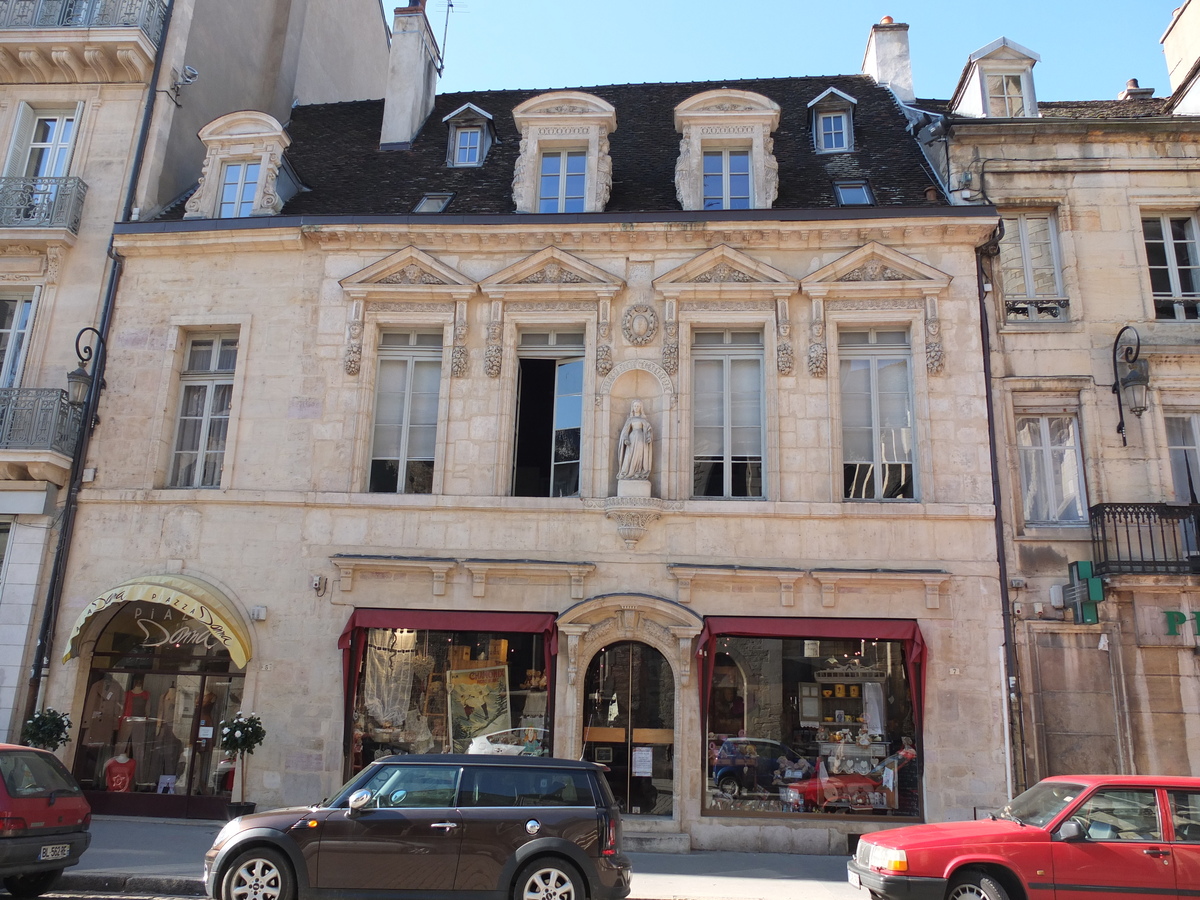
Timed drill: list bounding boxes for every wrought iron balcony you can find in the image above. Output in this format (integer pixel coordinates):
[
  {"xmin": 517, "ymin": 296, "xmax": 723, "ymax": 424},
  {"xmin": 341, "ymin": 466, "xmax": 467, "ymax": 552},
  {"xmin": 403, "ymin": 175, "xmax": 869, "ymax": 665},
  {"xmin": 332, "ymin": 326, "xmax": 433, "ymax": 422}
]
[
  {"xmin": 0, "ymin": 0, "xmax": 166, "ymax": 42},
  {"xmin": 0, "ymin": 389, "xmax": 82, "ymax": 457},
  {"xmin": 0, "ymin": 177, "xmax": 87, "ymax": 233},
  {"xmin": 1089, "ymin": 502, "xmax": 1200, "ymax": 576}
]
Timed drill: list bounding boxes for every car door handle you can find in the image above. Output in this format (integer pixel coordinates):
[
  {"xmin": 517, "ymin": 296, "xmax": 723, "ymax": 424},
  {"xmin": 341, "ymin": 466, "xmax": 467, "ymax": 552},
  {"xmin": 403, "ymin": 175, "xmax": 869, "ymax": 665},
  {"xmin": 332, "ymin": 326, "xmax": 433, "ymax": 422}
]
[
  {"xmin": 1143, "ymin": 848, "xmax": 1170, "ymax": 858},
  {"xmin": 430, "ymin": 821, "xmax": 459, "ymax": 831}
]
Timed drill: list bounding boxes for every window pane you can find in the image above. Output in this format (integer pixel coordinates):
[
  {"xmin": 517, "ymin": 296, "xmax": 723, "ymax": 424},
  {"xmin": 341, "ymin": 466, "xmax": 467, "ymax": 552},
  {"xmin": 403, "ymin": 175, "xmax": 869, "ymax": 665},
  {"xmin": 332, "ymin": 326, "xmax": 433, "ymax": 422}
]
[
  {"xmin": 728, "ymin": 151, "xmax": 749, "ymax": 174},
  {"xmin": 1073, "ymin": 790, "xmax": 1161, "ymax": 841},
  {"xmin": 703, "ymin": 152, "xmax": 723, "ymax": 174},
  {"xmin": 1169, "ymin": 791, "xmax": 1200, "ymax": 843},
  {"xmin": 405, "ymin": 459, "xmax": 434, "ymax": 494}
]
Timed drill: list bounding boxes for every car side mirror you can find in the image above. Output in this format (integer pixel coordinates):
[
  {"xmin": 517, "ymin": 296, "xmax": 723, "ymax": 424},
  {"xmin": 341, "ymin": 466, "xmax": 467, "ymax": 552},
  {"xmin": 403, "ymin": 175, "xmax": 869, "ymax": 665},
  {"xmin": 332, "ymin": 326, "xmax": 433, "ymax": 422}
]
[
  {"xmin": 347, "ymin": 789, "xmax": 372, "ymax": 816},
  {"xmin": 1055, "ymin": 819, "xmax": 1084, "ymax": 842}
]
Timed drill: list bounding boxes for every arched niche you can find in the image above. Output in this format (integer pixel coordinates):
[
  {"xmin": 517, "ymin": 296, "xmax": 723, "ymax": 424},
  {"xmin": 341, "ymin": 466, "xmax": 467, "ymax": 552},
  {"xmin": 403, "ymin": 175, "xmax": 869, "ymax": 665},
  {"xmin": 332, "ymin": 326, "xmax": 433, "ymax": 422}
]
[{"xmin": 597, "ymin": 360, "xmax": 675, "ymax": 498}]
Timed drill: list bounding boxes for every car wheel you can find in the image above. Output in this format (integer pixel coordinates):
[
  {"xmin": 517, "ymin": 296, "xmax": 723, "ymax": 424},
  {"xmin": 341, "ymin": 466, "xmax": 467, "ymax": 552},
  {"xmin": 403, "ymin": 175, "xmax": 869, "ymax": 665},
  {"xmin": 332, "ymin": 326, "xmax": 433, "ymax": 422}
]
[
  {"xmin": 717, "ymin": 775, "xmax": 740, "ymax": 796},
  {"xmin": 513, "ymin": 857, "xmax": 584, "ymax": 900},
  {"xmin": 221, "ymin": 847, "xmax": 295, "ymax": 900},
  {"xmin": 947, "ymin": 871, "xmax": 1010, "ymax": 900},
  {"xmin": 3, "ymin": 870, "xmax": 62, "ymax": 898}
]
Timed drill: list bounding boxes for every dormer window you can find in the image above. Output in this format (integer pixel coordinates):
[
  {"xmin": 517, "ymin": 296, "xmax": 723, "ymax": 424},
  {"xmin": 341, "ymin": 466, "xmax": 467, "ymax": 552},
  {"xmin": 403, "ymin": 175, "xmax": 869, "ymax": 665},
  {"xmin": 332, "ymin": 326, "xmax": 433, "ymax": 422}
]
[
  {"xmin": 511, "ymin": 92, "xmax": 616, "ymax": 214},
  {"xmin": 950, "ymin": 37, "xmax": 1039, "ymax": 119},
  {"xmin": 185, "ymin": 111, "xmax": 296, "ymax": 220},
  {"xmin": 674, "ymin": 90, "xmax": 780, "ymax": 211},
  {"xmin": 443, "ymin": 103, "xmax": 495, "ymax": 168},
  {"xmin": 807, "ymin": 87, "xmax": 857, "ymax": 153}
]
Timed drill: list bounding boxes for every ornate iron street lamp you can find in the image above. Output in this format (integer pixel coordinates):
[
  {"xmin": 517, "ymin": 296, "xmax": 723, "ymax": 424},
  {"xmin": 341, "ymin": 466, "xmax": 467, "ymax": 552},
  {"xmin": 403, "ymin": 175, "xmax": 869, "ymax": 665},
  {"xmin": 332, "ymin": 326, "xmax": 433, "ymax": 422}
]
[
  {"xmin": 66, "ymin": 326, "xmax": 104, "ymax": 409},
  {"xmin": 1112, "ymin": 325, "xmax": 1149, "ymax": 447}
]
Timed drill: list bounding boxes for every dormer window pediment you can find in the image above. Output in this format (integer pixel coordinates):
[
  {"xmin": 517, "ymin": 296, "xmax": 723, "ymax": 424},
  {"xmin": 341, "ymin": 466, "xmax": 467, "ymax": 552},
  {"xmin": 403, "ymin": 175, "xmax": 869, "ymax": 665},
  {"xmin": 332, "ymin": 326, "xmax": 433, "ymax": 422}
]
[
  {"xmin": 673, "ymin": 90, "xmax": 780, "ymax": 211},
  {"xmin": 443, "ymin": 103, "xmax": 495, "ymax": 167},
  {"xmin": 807, "ymin": 87, "xmax": 857, "ymax": 153},
  {"xmin": 184, "ymin": 111, "xmax": 295, "ymax": 220},
  {"xmin": 950, "ymin": 37, "xmax": 1040, "ymax": 119},
  {"xmin": 511, "ymin": 91, "xmax": 617, "ymax": 214}
]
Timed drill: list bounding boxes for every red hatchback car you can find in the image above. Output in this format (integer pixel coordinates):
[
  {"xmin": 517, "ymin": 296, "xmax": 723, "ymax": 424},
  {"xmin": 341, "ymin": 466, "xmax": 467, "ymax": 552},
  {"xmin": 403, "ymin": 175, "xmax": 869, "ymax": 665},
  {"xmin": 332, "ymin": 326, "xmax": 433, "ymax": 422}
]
[
  {"xmin": 848, "ymin": 775, "xmax": 1200, "ymax": 900},
  {"xmin": 0, "ymin": 743, "xmax": 91, "ymax": 898}
]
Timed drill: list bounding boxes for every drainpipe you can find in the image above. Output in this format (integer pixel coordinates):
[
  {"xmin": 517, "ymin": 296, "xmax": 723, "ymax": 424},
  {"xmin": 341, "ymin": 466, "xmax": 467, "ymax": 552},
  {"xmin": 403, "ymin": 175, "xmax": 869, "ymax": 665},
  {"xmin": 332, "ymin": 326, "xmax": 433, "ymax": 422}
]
[
  {"xmin": 976, "ymin": 223, "xmax": 1029, "ymax": 795},
  {"xmin": 22, "ymin": 0, "xmax": 177, "ymax": 730}
]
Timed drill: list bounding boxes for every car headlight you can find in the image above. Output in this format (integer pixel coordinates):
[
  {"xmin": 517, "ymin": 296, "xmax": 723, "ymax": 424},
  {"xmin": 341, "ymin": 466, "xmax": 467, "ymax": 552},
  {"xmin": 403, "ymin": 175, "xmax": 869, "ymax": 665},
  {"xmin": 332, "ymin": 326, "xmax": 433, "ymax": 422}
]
[
  {"xmin": 868, "ymin": 844, "xmax": 908, "ymax": 872},
  {"xmin": 212, "ymin": 819, "xmax": 242, "ymax": 850}
]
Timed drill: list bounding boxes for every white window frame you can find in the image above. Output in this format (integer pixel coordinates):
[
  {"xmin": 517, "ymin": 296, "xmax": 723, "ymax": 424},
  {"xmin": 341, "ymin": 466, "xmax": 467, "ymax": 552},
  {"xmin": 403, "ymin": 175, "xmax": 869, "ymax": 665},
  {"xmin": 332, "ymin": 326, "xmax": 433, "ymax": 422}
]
[
  {"xmin": 369, "ymin": 331, "xmax": 443, "ymax": 495},
  {"xmin": 3, "ymin": 103, "xmax": 81, "ymax": 179},
  {"xmin": 1142, "ymin": 213, "xmax": 1200, "ymax": 320},
  {"xmin": 537, "ymin": 149, "xmax": 587, "ymax": 214},
  {"xmin": 1166, "ymin": 413, "xmax": 1200, "ymax": 503},
  {"xmin": 1015, "ymin": 414, "xmax": 1088, "ymax": 525},
  {"xmin": 512, "ymin": 329, "xmax": 586, "ymax": 498},
  {"xmin": 702, "ymin": 148, "xmax": 752, "ymax": 211},
  {"xmin": 0, "ymin": 290, "xmax": 37, "ymax": 389},
  {"xmin": 838, "ymin": 328, "xmax": 916, "ymax": 502},
  {"xmin": 454, "ymin": 127, "xmax": 482, "ymax": 166},
  {"xmin": 691, "ymin": 329, "xmax": 765, "ymax": 499},
  {"xmin": 217, "ymin": 161, "xmax": 261, "ymax": 219},
  {"xmin": 168, "ymin": 333, "xmax": 239, "ymax": 489},
  {"xmin": 985, "ymin": 72, "xmax": 1029, "ymax": 117},
  {"xmin": 511, "ymin": 92, "xmax": 615, "ymax": 214},
  {"xmin": 1000, "ymin": 212, "xmax": 1067, "ymax": 322},
  {"xmin": 808, "ymin": 88, "xmax": 856, "ymax": 154},
  {"xmin": 818, "ymin": 112, "xmax": 847, "ymax": 151}
]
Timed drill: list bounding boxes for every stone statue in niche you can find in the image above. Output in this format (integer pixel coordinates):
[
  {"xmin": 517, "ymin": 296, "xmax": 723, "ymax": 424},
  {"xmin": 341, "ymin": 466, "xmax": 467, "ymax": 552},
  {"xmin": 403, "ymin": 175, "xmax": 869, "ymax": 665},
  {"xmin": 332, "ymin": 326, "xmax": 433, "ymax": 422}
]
[{"xmin": 617, "ymin": 400, "xmax": 653, "ymax": 480}]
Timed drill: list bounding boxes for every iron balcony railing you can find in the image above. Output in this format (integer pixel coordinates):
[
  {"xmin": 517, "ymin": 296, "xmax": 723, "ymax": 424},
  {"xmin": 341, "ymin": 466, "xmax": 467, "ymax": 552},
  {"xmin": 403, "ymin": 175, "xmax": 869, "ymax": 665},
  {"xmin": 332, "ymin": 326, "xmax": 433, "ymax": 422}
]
[
  {"xmin": 1090, "ymin": 502, "xmax": 1200, "ymax": 576},
  {"xmin": 0, "ymin": 177, "xmax": 87, "ymax": 233},
  {"xmin": 0, "ymin": 388, "xmax": 82, "ymax": 457},
  {"xmin": 0, "ymin": 0, "xmax": 166, "ymax": 42}
]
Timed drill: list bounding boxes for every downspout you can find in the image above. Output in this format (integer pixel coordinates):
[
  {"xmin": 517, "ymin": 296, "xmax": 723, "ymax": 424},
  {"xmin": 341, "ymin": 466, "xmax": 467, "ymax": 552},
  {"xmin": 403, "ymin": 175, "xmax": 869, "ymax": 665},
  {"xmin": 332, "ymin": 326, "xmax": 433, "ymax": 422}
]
[
  {"xmin": 22, "ymin": 0, "xmax": 177, "ymax": 727},
  {"xmin": 976, "ymin": 222, "xmax": 1029, "ymax": 796}
]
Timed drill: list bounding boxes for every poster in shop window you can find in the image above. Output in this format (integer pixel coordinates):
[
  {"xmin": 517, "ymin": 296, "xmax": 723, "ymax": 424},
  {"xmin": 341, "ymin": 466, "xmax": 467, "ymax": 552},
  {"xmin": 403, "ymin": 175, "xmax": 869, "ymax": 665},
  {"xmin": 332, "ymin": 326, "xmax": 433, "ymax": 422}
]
[{"xmin": 447, "ymin": 665, "xmax": 511, "ymax": 753}]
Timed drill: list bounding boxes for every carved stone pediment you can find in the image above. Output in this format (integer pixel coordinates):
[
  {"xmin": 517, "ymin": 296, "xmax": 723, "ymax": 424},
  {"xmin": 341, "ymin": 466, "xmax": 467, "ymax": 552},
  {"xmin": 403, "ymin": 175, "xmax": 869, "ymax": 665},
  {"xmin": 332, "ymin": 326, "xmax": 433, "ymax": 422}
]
[
  {"xmin": 479, "ymin": 247, "xmax": 623, "ymax": 299},
  {"xmin": 837, "ymin": 261, "xmax": 913, "ymax": 282},
  {"xmin": 339, "ymin": 246, "xmax": 475, "ymax": 302},
  {"xmin": 654, "ymin": 244, "xmax": 797, "ymax": 300}
]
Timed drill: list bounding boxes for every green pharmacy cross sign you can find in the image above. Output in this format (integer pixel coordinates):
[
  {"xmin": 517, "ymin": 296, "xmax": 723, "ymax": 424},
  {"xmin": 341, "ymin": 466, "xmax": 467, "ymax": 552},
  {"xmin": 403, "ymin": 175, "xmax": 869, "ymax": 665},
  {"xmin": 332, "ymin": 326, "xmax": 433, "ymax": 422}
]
[{"xmin": 1065, "ymin": 560, "xmax": 1104, "ymax": 625}]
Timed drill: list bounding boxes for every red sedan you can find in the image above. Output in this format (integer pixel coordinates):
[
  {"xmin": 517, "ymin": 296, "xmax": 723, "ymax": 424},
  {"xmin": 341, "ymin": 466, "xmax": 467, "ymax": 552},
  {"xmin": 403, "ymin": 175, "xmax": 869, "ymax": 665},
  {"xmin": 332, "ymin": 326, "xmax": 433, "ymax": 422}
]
[{"xmin": 847, "ymin": 774, "xmax": 1200, "ymax": 900}]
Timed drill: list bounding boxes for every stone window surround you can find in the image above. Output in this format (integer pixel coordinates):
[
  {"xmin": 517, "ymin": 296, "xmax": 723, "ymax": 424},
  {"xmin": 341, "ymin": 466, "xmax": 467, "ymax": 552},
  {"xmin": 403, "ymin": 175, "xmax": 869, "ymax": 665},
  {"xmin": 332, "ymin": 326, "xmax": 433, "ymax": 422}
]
[
  {"xmin": 807, "ymin": 87, "xmax": 857, "ymax": 154},
  {"xmin": 185, "ymin": 111, "xmax": 291, "ymax": 220},
  {"xmin": 673, "ymin": 89, "xmax": 780, "ymax": 212},
  {"xmin": 511, "ymin": 91, "xmax": 616, "ymax": 214},
  {"xmin": 443, "ymin": 102, "xmax": 494, "ymax": 168}
]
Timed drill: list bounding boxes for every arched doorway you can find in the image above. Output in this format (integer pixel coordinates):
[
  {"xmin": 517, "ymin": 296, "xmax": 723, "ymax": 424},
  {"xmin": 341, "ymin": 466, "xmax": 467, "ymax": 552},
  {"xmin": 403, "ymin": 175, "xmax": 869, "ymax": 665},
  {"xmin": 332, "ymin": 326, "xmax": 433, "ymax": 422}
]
[{"xmin": 582, "ymin": 641, "xmax": 673, "ymax": 816}]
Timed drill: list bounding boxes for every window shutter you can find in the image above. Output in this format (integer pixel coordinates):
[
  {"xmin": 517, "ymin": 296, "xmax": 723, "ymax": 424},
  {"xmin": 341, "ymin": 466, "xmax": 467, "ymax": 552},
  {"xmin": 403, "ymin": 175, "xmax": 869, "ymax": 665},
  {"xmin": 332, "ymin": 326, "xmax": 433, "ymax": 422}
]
[{"xmin": 3, "ymin": 103, "xmax": 37, "ymax": 177}]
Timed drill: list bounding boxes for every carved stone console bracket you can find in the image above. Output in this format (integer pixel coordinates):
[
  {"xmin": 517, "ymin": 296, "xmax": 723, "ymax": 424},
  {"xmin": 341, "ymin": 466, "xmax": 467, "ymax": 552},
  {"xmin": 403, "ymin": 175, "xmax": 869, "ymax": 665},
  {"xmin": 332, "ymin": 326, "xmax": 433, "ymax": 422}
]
[
  {"xmin": 463, "ymin": 559, "xmax": 595, "ymax": 600},
  {"xmin": 667, "ymin": 564, "xmax": 805, "ymax": 606},
  {"xmin": 811, "ymin": 568, "xmax": 951, "ymax": 609},
  {"xmin": 602, "ymin": 496, "xmax": 665, "ymax": 548},
  {"xmin": 330, "ymin": 554, "xmax": 458, "ymax": 594}
]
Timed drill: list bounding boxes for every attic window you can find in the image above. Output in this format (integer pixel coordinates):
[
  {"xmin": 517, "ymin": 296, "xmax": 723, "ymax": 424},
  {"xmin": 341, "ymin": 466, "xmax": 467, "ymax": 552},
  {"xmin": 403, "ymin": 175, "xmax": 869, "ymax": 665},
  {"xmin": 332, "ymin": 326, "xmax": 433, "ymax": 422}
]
[
  {"xmin": 808, "ymin": 88, "xmax": 857, "ymax": 153},
  {"xmin": 413, "ymin": 193, "xmax": 453, "ymax": 213},
  {"xmin": 834, "ymin": 181, "xmax": 874, "ymax": 206},
  {"xmin": 986, "ymin": 73, "xmax": 1027, "ymax": 117},
  {"xmin": 443, "ymin": 103, "xmax": 495, "ymax": 168}
]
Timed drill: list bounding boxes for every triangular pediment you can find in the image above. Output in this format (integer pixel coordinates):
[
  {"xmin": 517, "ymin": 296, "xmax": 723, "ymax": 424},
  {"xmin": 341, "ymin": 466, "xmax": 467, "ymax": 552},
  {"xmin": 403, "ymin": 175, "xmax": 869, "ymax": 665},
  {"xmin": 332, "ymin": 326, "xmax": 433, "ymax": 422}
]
[
  {"xmin": 655, "ymin": 245, "xmax": 797, "ymax": 298},
  {"xmin": 340, "ymin": 247, "xmax": 475, "ymax": 301},
  {"xmin": 480, "ymin": 248, "xmax": 622, "ymax": 298},
  {"xmin": 802, "ymin": 242, "xmax": 950, "ymax": 295}
]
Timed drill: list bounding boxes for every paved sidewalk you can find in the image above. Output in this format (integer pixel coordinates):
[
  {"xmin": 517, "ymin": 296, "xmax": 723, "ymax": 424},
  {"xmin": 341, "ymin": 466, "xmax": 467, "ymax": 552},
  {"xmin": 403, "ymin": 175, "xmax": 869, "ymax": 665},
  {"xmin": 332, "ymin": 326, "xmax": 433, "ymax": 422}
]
[{"xmin": 48, "ymin": 816, "xmax": 859, "ymax": 900}]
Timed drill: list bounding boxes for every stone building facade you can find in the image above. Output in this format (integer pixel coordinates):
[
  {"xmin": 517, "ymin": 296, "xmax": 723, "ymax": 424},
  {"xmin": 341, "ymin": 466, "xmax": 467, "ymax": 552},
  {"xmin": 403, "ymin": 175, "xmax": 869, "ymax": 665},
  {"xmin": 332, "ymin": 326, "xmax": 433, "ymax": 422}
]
[{"xmin": 38, "ymin": 4, "xmax": 1010, "ymax": 849}]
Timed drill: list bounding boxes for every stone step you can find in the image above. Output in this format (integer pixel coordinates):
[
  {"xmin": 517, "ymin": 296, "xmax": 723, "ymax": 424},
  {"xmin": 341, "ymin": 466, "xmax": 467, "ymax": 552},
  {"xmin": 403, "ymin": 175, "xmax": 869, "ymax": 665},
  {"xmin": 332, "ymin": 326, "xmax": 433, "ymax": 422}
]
[{"xmin": 623, "ymin": 830, "xmax": 691, "ymax": 853}]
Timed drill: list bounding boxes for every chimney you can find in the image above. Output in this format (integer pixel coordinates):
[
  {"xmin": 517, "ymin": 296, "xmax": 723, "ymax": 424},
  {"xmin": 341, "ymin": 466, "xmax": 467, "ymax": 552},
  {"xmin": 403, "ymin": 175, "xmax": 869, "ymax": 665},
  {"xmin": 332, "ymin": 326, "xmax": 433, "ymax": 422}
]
[
  {"xmin": 862, "ymin": 16, "xmax": 915, "ymax": 104},
  {"xmin": 381, "ymin": 1, "xmax": 442, "ymax": 148},
  {"xmin": 1162, "ymin": 2, "xmax": 1200, "ymax": 93},
  {"xmin": 1118, "ymin": 78, "xmax": 1155, "ymax": 100}
]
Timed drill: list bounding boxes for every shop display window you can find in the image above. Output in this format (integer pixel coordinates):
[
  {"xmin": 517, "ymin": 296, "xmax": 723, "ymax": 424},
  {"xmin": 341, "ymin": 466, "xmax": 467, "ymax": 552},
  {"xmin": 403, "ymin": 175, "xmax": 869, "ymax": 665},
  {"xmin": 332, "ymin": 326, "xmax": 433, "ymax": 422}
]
[
  {"xmin": 351, "ymin": 628, "xmax": 550, "ymax": 771},
  {"xmin": 72, "ymin": 603, "xmax": 245, "ymax": 807},
  {"xmin": 704, "ymin": 635, "xmax": 920, "ymax": 818}
]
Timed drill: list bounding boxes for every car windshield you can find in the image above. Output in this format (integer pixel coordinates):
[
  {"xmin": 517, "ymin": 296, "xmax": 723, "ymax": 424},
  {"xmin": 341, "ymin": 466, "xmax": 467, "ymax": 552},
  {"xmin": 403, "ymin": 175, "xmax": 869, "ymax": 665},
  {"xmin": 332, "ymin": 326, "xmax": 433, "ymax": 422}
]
[
  {"xmin": 0, "ymin": 750, "xmax": 81, "ymax": 798},
  {"xmin": 1002, "ymin": 781, "xmax": 1084, "ymax": 827}
]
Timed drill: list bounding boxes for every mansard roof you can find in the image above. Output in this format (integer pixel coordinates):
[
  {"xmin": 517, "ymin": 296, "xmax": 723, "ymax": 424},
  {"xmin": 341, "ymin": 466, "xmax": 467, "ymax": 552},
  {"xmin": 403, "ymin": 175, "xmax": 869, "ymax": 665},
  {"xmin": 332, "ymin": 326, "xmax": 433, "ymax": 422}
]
[
  {"xmin": 273, "ymin": 74, "xmax": 944, "ymax": 217},
  {"xmin": 917, "ymin": 96, "xmax": 1172, "ymax": 119}
]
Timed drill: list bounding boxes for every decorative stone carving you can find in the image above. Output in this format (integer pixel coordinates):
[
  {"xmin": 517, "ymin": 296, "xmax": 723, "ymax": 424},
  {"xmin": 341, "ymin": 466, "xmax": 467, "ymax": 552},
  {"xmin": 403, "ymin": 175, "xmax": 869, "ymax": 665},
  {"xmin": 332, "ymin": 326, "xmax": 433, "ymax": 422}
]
[
  {"xmin": 690, "ymin": 263, "xmax": 754, "ymax": 283},
  {"xmin": 598, "ymin": 359, "xmax": 676, "ymax": 409},
  {"xmin": 379, "ymin": 264, "xmax": 445, "ymax": 285},
  {"xmin": 451, "ymin": 345, "xmax": 468, "ymax": 378},
  {"xmin": 185, "ymin": 111, "xmax": 292, "ymax": 219},
  {"xmin": 673, "ymin": 89, "xmax": 781, "ymax": 211},
  {"xmin": 777, "ymin": 341, "xmax": 794, "ymax": 375},
  {"xmin": 837, "ymin": 261, "xmax": 913, "ymax": 282},
  {"xmin": 603, "ymin": 497, "xmax": 664, "ymax": 548},
  {"xmin": 596, "ymin": 344, "xmax": 613, "ymax": 376},
  {"xmin": 344, "ymin": 322, "xmax": 363, "ymax": 376},
  {"xmin": 808, "ymin": 315, "xmax": 827, "ymax": 377},
  {"xmin": 621, "ymin": 304, "xmax": 658, "ymax": 345},
  {"xmin": 484, "ymin": 320, "xmax": 503, "ymax": 378},
  {"xmin": 926, "ymin": 316, "xmax": 944, "ymax": 374},
  {"xmin": 518, "ymin": 262, "xmax": 586, "ymax": 284},
  {"xmin": 510, "ymin": 91, "xmax": 617, "ymax": 213},
  {"xmin": 617, "ymin": 400, "xmax": 653, "ymax": 481}
]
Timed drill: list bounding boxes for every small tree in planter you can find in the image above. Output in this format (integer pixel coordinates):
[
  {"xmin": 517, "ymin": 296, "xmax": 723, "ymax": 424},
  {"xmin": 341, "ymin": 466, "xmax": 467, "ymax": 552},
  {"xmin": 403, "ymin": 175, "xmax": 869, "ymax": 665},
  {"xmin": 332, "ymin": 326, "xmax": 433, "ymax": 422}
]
[
  {"xmin": 219, "ymin": 711, "xmax": 266, "ymax": 816},
  {"xmin": 21, "ymin": 708, "xmax": 72, "ymax": 751}
]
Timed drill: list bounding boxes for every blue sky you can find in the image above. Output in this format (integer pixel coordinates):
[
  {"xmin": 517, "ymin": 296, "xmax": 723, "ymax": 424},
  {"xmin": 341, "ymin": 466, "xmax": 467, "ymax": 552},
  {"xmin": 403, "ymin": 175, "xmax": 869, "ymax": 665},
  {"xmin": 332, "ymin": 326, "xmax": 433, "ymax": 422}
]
[{"xmin": 425, "ymin": 0, "xmax": 1181, "ymax": 101}]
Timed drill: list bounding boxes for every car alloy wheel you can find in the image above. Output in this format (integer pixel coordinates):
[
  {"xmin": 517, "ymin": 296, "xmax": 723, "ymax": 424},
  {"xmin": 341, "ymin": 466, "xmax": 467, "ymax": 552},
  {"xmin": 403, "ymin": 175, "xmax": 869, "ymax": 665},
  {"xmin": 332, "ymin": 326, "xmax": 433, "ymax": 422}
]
[
  {"xmin": 223, "ymin": 848, "xmax": 295, "ymax": 900},
  {"xmin": 514, "ymin": 858, "xmax": 583, "ymax": 900},
  {"xmin": 948, "ymin": 871, "xmax": 1010, "ymax": 900}
]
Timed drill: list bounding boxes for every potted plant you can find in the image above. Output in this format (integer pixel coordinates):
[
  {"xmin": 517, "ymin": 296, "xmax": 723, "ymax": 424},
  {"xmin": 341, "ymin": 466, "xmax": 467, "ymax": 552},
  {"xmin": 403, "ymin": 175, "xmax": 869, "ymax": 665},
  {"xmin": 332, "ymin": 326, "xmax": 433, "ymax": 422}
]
[
  {"xmin": 219, "ymin": 711, "xmax": 266, "ymax": 818},
  {"xmin": 21, "ymin": 708, "xmax": 72, "ymax": 751}
]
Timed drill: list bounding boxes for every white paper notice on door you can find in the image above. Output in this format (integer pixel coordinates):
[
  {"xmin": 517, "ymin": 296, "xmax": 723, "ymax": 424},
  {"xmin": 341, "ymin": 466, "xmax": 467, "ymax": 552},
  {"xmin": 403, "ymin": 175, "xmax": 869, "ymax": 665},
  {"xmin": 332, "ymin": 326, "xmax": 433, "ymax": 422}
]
[{"xmin": 632, "ymin": 746, "xmax": 653, "ymax": 777}]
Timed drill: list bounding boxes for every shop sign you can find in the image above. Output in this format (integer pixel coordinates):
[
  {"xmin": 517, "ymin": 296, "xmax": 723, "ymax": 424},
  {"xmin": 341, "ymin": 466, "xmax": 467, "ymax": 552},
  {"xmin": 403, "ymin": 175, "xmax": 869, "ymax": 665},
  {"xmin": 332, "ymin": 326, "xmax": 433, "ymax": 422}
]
[
  {"xmin": 1164, "ymin": 611, "xmax": 1200, "ymax": 636},
  {"xmin": 77, "ymin": 587, "xmax": 237, "ymax": 653},
  {"xmin": 132, "ymin": 605, "xmax": 219, "ymax": 650}
]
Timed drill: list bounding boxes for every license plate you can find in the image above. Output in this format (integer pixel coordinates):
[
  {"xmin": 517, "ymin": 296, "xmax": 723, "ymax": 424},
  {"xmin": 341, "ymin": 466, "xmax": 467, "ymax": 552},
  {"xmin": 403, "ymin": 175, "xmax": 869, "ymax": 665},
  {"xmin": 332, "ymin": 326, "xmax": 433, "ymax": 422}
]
[
  {"xmin": 39, "ymin": 844, "xmax": 69, "ymax": 861},
  {"xmin": 848, "ymin": 870, "xmax": 861, "ymax": 888}
]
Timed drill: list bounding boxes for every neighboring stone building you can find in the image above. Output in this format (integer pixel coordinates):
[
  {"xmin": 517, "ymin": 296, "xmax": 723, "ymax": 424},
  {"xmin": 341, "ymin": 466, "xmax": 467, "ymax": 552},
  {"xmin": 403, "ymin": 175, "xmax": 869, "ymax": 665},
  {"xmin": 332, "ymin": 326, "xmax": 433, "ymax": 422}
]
[
  {"xmin": 39, "ymin": 2, "xmax": 1008, "ymax": 848},
  {"xmin": 0, "ymin": 0, "xmax": 387, "ymax": 743},
  {"xmin": 895, "ymin": 3, "xmax": 1200, "ymax": 784}
]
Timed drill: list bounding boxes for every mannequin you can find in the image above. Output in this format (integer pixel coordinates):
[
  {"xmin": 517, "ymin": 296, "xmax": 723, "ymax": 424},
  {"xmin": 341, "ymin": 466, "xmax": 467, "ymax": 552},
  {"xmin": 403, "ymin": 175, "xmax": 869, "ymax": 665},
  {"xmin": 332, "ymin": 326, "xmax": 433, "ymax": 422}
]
[
  {"xmin": 105, "ymin": 752, "xmax": 136, "ymax": 792},
  {"xmin": 117, "ymin": 675, "xmax": 151, "ymax": 768},
  {"xmin": 81, "ymin": 674, "xmax": 124, "ymax": 786}
]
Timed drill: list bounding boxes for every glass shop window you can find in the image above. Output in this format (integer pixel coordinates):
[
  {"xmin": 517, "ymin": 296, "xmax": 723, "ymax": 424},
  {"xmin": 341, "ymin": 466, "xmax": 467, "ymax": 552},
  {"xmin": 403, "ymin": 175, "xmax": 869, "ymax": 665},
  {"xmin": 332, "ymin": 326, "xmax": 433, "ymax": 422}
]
[
  {"xmin": 352, "ymin": 629, "xmax": 550, "ymax": 771},
  {"xmin": 704, "ymin": 636, "xmax": 920, "ymax": 818}
]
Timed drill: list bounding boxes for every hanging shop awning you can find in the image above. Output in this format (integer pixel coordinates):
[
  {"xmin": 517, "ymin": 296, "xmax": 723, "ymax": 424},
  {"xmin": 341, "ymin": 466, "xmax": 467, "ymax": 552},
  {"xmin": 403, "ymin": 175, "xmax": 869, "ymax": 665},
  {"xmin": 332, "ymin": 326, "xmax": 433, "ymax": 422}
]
[
  {"xmin": 62, "ymin": 574, "xmax": 253, "ymax": 668},
  {"xmin": 696, "ymin": 616, "xmax": 927, "ymax": 732}
]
